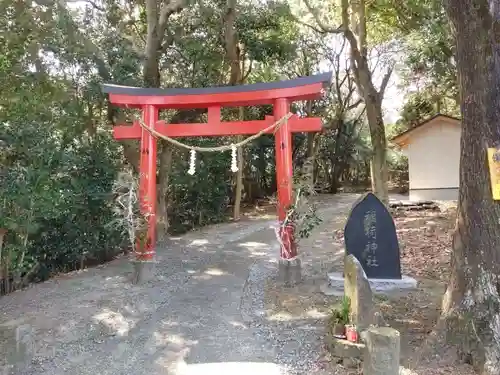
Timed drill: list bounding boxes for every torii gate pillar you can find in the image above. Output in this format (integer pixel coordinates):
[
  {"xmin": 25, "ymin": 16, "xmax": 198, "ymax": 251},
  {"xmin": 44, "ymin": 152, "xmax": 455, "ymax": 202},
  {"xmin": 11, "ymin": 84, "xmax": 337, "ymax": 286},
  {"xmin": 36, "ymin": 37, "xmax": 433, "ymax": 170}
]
[
  {"xmin": 274, "ymin": 98, "xmax": 301, "ymax": 283},
  {"xmin": 102, "ymin": 72, "xmax": 331, "ymax": 284}
]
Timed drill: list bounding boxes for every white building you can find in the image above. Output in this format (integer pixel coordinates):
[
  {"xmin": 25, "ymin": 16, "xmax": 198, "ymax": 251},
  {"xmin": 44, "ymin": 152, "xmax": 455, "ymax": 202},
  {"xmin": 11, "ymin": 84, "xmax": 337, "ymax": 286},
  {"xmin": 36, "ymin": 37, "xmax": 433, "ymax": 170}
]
[{"xmin": 392, "ymin": 114, "xmax": 461, "ymax": 201}]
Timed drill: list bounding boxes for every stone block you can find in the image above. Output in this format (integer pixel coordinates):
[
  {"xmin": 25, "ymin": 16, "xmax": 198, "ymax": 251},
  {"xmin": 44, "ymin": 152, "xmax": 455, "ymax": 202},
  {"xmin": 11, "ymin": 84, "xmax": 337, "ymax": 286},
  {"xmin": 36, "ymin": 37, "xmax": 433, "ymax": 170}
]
[
  {"xmin": 333, "ymin": 339, "xmax": 365, "ymax": 359},
  {"xmin": 0, "ymin": 321, "xmax": 35, "ymax": 373},
  {"xmin": 131, "ymin": 260, "xmax": 156, "ymax": 284},
  {"xmin": 342, "ymin": 356, "xmax": 361, "ymax": 369},
  {"xmin": 278, "ymin": 258, "xmax": 301, "ymax": 287},
  {"xmin": 362, "ymin": 326, "xmax": 400, "ymax": 375},
  {"xmin": 326, "ymin": 272, "xmax": 418, "ymax": 295},
  {"xmin": 325, "ymin": 335, "xmax": 365, "ymax": 369},
  {"xmin": 344, "ymin": 254, "xmax": 374, "ymax": 331}
]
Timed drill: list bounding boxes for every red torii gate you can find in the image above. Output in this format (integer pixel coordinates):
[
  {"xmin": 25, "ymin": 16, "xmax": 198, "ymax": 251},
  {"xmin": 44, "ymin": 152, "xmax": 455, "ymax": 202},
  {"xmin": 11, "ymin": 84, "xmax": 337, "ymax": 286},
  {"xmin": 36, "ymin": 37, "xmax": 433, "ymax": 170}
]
[{"xmin": 102, "ymin": 72, "xmax": 331, "ymax": 281}]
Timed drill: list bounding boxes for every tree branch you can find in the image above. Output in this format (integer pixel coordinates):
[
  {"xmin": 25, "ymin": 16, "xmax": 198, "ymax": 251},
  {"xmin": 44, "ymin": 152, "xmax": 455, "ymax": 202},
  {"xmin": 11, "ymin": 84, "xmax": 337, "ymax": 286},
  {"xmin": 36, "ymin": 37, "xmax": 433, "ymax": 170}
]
[
  {"xmin": 160, "ymin": 30, "xmax": 176, "ymax": 52},
  {"xmin": 334, "ymin": 65, "xmax": 344, "ymax": 109},
  {"xmin": 378, "ymin": 65, "xmax": 394, "ymax": 98},
  {"xmin": 347, "ymin": 98, "xmax": 363, "ymax": 111},
  {"xmin": 224, "ymin": 0, "xmax": 240, "ymax": 85},
  {"xmin": 158, "ymin": 0, "xmax": 188, "ymax": 40},
  {"xmin": 354, "ymin": 105, "xmax": 367, "ymax": 124},
  {"xmin": 243, "ymin": 60, "xmax": 253, "ymax": 81},
  {"xmin": 302, "ymin": 0, "xmax": 343, "ymax": 33},
  {"xmin": 292, "ymin": 16, "xmax": 330, "ymax": 34},
  {"xmin": 129, "ymin": 21, "xmax": 147, "ymax": 45}
]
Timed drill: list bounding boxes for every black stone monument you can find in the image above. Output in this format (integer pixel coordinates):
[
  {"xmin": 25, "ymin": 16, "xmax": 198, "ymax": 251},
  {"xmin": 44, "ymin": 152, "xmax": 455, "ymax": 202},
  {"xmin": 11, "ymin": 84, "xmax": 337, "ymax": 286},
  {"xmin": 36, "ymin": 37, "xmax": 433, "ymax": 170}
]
[{"xmin": 344, "ymin": 193, "xmax": 402, "ymax": 279}]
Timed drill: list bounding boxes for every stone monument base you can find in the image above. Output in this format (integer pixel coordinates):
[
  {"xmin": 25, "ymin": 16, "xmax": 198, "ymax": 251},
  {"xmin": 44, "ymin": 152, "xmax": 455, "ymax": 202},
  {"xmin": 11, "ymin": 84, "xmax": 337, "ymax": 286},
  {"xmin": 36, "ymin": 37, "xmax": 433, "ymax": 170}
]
[
  {"xmin": 322, "ymin": 272, "xmax": 417, "ymax": 296},
  {"xmin": 278, "ymin": 258, "xmax": 301, "ymax": 287},
  {"xmin": 325, "ymin": 335, "xmax": 365, "ymax": 369}
]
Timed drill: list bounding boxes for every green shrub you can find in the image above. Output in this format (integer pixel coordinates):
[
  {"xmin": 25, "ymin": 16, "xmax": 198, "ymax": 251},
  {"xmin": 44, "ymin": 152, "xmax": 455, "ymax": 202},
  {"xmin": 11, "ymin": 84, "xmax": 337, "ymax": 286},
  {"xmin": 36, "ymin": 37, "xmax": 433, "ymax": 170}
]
[{"xmin": 0, "ymin": 125, "xmax": 126, "ymax": 289}]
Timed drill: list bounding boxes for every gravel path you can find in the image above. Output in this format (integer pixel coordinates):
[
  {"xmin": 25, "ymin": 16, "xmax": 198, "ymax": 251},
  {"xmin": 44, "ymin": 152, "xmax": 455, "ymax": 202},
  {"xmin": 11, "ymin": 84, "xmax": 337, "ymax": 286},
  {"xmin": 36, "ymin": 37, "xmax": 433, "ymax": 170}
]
[{"xmin": 0, "ymin": 194, "xmax": 360, "ymax": 375}]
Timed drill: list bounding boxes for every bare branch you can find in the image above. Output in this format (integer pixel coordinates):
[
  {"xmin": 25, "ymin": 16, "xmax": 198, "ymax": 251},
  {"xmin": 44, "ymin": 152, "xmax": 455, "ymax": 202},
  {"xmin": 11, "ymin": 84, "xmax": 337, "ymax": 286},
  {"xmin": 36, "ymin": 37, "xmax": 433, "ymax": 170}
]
[
  {"xmin": 130, "ymin": 21, "xmax": 146, "ymax": 45},
  {"xmin": 334, "ymin": 65, "xmax": 343, "ymax": 107},
  {"xmin": 292, "ymin": 15, "xmax": 329, "ymax": 34},
  {"xmin": 355, "ymin": 0, "xmax": 367, "ymax": 58},
  {"xmin": 353, "ymin": 105, "xmax": 366, "ymax": 124},
  {"xmin": 349, "ymin": 53, "xmax": 363, "ymax": 98},
  {"xmin": 378, "ymin": 65, "xmax": 394, "ymax": 98},
  {"xmin": 340, "ymin": 77, "xmax": 357, "ymax": 112},
  {"xmin": 302, "ymin": 0, "xmax": 343, "ymax": 33},
  {"xmin": 369, "ymin": 49, "xmax": 382, "ymax": 76},
  {"xmin": 160, "ymin": 20, "xmax": 203, "ymax": 52},
  {"xmin": 347, "ymin": 98, "xmax": 363, "ymax": 111},
  {"xmin": 158, "ymin": 0, "xmax": 188, "ymax": 38},
  {"xmin": 243, "ymin": 60, "xmax": 253, "ymax": 81},
  {"xmin": 122, "ymin": 2, "xmax": 147, "ymax": 45}
]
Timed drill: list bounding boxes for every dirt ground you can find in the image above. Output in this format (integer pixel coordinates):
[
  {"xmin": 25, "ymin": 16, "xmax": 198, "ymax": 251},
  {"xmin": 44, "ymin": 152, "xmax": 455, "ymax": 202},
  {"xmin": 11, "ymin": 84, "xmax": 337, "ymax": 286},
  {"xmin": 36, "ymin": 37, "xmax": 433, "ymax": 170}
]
[
  {"xmin": 0, "ymin": 194, "xmax": 476, "ymax": 375},
  {"xmin": 263, "ymin": 200, "xmax": 475, "ymax": 375}
]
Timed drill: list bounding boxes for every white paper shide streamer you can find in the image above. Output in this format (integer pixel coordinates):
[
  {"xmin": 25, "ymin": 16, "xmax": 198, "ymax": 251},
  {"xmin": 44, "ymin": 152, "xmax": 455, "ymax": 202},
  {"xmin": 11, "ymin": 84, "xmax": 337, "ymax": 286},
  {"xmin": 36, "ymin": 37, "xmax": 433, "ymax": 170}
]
[
  {"xmin": 230, "ymin": 144, "xmax": 238, "ymax": 173},
  {"xmin": 188, "ymin": 149, "xmax": 196, "ymax": 175},
  {"xmin": 135, "ymin": 113, "xmax": 292, "ymax": 176}
]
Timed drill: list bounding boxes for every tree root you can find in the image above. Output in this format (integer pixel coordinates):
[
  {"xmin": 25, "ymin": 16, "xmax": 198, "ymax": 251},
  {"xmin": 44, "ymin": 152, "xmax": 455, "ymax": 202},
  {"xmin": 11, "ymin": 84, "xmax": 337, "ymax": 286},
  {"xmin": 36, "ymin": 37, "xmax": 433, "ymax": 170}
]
[{"xmin": 410, "ymin": 305, "xmax": 500, "ymax": 375}]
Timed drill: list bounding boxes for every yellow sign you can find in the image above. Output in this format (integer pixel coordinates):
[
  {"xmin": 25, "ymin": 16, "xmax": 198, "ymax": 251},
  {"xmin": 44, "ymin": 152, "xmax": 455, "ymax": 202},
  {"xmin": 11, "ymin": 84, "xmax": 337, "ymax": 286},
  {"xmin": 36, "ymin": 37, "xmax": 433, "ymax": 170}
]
[{"xmin": 487, "ymin": 148, "xmax": 500, "ymax": 200}]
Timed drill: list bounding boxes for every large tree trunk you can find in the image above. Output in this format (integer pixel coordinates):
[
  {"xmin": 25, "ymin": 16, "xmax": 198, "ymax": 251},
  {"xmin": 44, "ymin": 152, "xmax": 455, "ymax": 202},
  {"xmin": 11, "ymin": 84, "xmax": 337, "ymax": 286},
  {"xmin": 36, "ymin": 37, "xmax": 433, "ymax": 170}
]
[
  {"xmin": 107, "ymin": 103, "xmax": 140, "ymax": 172},
  {"xmin": 223, "ymin": 0, "xmax": 246, "ymax": 220},
  {"xmin": 365, "ymin": 92, "xmax": 388, "ymax": 204},
  {"xmin": 157, "ymin": 109, "xmax": 204, "ymax": 235},
  {"xmin": 441, "ymin": 1, "xmax": 500, "ymax": 373},
  {"xmin": 233, "ymin": 107, "xmax": 245, "ymax": 220},
  {"xmin": 224, "ymin": 0, "xmax": 240, "ymax": 86},
  {"xmin": 144, "ymin": 0, "xmax": 167, "ymax": 237},
  {"xmin": 330, "ymin": 119, "xmax": 347, "ymax": 194},
  {"xmin": 303, "ymin": 100, "xmax": 317, "ymax": 192},
  {"xmin": 156, "ymin": 144, "xmax": 173, "ymax": 240},
  {"xmin": 142, "ymin": 0, "xmax": 187, "ymax": 239},
  {"xmin": 303, "ymin": 134, "xmax": 317, "ymax": 192},
  {"xmin": 341, "ymin": 0, "xmax": 391, "ymax": 204},
  {"xmin": 144, "ymin": 0, "xmax": 162, "ymax": 87}
]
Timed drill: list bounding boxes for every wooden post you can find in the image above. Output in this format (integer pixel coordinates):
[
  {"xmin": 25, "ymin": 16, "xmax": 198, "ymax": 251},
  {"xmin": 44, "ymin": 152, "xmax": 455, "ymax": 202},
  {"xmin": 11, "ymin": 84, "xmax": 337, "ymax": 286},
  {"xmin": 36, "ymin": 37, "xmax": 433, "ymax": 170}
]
[
  {"xmin": 274, "ymin": 98, "xmax": 296, "ymax": 259},
  {"xmin": 138, "ymin": 115, "xmax": 149, "ymax": 258},
  {"xmin": 143, "ymin": 105, "xmax": 158, "ymax": 261},
  {"xmin": 274, "ymin": 99, "xmax": 300, "ymax": 285},
  {"xmin": 133, "ymin": 105, "xmax": 158, "ymax": 283},
  {"xmin": 138, "ymin": 119, "xmax": 149, "ymax": 219}
]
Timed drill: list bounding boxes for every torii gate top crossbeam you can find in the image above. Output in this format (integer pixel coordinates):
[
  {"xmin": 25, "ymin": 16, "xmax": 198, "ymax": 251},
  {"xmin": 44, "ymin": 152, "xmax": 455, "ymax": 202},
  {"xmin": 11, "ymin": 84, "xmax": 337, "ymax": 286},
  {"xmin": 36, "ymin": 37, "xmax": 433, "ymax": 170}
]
[{"xmin": 101, "ymin": 72, "xmax": 332, "ymax": 108}]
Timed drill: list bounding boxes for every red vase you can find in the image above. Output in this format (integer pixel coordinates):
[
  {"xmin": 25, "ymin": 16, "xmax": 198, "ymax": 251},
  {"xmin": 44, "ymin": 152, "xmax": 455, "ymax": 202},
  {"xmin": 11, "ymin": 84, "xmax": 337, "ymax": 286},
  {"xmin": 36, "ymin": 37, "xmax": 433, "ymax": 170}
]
[{"xmin": 345, "ymin": 325, "xmax": 358, "ymax": 342}]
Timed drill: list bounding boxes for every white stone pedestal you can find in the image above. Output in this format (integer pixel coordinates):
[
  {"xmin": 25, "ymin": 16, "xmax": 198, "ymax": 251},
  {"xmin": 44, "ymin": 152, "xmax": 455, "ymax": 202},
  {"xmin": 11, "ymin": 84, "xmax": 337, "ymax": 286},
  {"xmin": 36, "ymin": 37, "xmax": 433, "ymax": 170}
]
[{"xmin": 322, "ymin": 272, "xmax": 417, "ymax": 296}]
